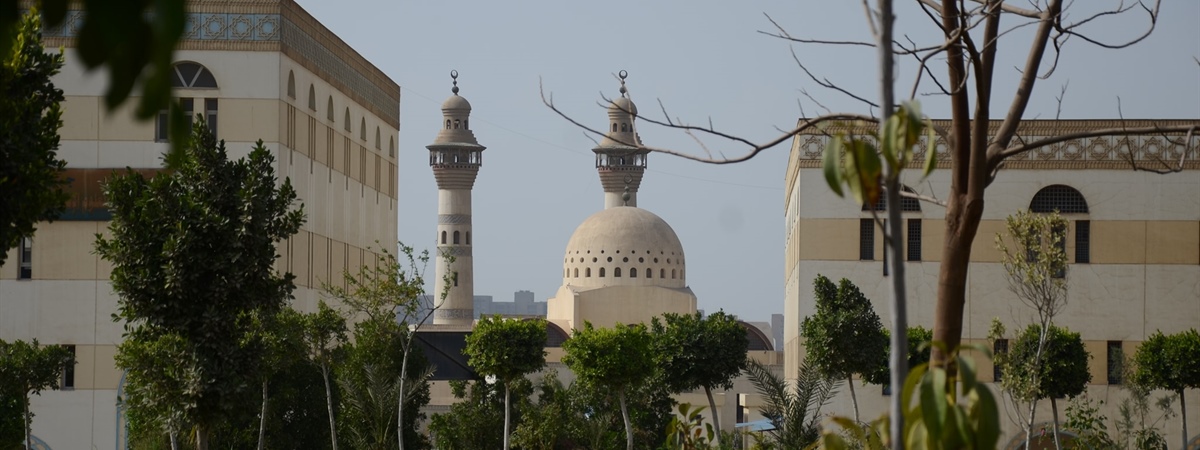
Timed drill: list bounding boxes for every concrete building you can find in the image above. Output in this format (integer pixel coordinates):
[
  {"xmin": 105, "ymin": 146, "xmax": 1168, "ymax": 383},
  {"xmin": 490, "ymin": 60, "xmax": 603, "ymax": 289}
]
[
  {"xmin": 0, "ymin": 2, "xmax": 399, "ymax": 448},
  {"xmin": 783, "ymin": 119, "xmax": 1200, "ymax": 444}
]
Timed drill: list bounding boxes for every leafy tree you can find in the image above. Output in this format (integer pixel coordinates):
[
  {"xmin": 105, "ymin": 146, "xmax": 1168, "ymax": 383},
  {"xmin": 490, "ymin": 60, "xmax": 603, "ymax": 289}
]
[
  {"xmin": 998, "ymin": 324, "xmax": 1091, "ymax": 449},
  {"xmin": 510, "ymin": 371, "xmax": 580, "ymax": 450},
  {"xmin": 868, "ymin": 326, "xmax": 933, "ymax": 387},
  {"xmin": 0, "ymin": 10, "xmax": 67, "ymax": 266},
  {"xmin": 251, "ymin": 307, "xmax": 307, "ymax": 450},
  {"xmin": 651, "ymin": 310, "xmax": 749, "ymax": 436},
  {"xmin": 1132, "ymin": 329, "xmax": 1200, "ymax": 449},
  {"xmin": 299, "ymin": 300, "xmax": 348, "ymax": 450},
  {"xmin": 325, "ymin": 244, "xmax": 446, "ymax": 450},
  {"xmin": 744, "ymin": 358, "xmax": 837, "ymax": 449},
  {"xmin": 464, "ymin": 315, "xmax": 547, "ymax": 450},
  {"xmin": 800, "ymin": 275, "xmax": 888, "ymax": 422},
  {"xmin": 96, "ymin": 121, "xmax": 304, "ymax": 450},
  {"xmin": 0, "ymin": 339, "xmax": 75, "ymax": 450},
  {"xmin": 429, "ymin": 378, "xmax": 533, "ymax": 450},
  {"xmin": 995, "ymin": 211, "xmax": 1072, "ymax": 450},
  {"xmin": 562, "ymin": 322, "xmax": 656, "ymax": 450},
  {"xmin": 336, "ymin": 315, "xmax": 432, "ymax": 450}
]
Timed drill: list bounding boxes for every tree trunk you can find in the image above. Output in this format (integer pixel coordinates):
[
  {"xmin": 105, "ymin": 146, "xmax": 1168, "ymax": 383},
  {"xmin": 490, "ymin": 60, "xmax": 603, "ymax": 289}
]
[
  {"xmin": 24, "ymin": 394, "xmax": 31, "ymax": 450},
  {"xmin": 704, "ymin": 384, "xmax": 721, "ymax": 442},
  {"xmin": 397, "ymin": 345, "xmax": 410, "ymax": 450},
  {"xmin": 322, "ymin": 363, "xmax": 338, "ymax": 450},
  {"xmin": 883, "ymin": 172, "xmax": 908, "ymax": 450},
  {"xmin": 1025, "ymin": 322, "xmax": 1051, "ymax": 450},
  {"xmin": 619, "ymin": 388, "xmax": 633, "ymax": 450},
  {"xmin": 1051, "ymin": 397, "xmax": 1062, "ymax": 450},
  {"xmin": 258, "ymin": 379, "xmax": 269, "ymax": 450},
  {"xmin": 1180, "ymin": 390, "xmax": 1188, "ymax": 450},
  {"xmin": 169, "ymin": 431, "xmax": 179, "ymax": 450},
  {"xmin": 195, "ymin": 424, "xmax": 210, "ymax": 450},
  {"xmin": 847, "ymin": 375, "xmax": 861, "ymax": 423},
  {"xmin": 503, "ymin": 383, "xmax": 512, "ymax": 450},
  {"xmin": 1024, "ymin": 400, "xmax": 1038, "ymax": 450}
]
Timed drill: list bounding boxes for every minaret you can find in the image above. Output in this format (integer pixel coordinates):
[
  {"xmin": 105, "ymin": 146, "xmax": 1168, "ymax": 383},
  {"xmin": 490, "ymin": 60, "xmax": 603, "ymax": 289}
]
[
  {"xmin": 594, "ymin": 71, "xmax": 649, "ymax": 209},
  {"xmin": 427, "ymin": 71, "xmax": 484, "ymax": 325}
]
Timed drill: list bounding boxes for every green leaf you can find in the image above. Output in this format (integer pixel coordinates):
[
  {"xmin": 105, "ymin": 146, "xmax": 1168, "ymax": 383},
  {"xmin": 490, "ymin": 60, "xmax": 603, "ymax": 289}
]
[
  {"xmin": 844, "ymin": 139, "xmax": 882, "ymax": 206},
  {"xmin": 823, "ymin": 135, "xmax": 845, "ymax": 198},
  {"xmin": 920, "ymin": 368, "xmax": 947, "ymax": 441},
  {"xmin": 972, "ymin": 384, "xmax": 1002, "ymax": 449},
  {"xmin": 922, "ymin": 120, "xmax": 938, "ymax": 179},
  {"xmin": 881, "ymin": 113, "xmax": 901, "ymax": 170}
]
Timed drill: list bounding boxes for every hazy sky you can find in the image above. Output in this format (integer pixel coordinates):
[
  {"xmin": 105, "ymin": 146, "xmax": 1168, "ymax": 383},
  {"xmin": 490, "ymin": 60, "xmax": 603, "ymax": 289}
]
[{"xmin": 294, "ymin": 0, "xmax": 1199, "ymax": 322}]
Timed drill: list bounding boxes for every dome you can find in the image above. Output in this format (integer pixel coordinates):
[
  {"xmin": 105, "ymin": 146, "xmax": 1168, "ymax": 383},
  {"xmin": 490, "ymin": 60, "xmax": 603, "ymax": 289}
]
[
  {"xmin": 609, "ymin": 96, "xmax": 637, "ymax": 116},
  {"xmin": 561, "ymin": 207, "xmax": 686, "ymax": 289},
  {"xmin": 441, "ymin": 94, "xmax": 471, "ymax": 112}
]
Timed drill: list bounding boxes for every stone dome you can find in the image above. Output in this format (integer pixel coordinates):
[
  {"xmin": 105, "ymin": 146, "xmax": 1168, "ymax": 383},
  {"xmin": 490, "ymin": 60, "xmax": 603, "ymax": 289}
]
[
  {"xmin": 442, "ymin": 94, "xmax": 471, "ymax": 112},
  {"xmin": 561, "ymin": 206, "xmax": 686, "ymax": 289}
]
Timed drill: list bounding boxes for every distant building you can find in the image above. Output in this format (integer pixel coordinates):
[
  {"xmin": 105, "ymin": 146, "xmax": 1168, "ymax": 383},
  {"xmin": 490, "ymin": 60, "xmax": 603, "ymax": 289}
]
[{"xmin": 415, "ymin": 290, "xmax": 547, "ymax": 320}]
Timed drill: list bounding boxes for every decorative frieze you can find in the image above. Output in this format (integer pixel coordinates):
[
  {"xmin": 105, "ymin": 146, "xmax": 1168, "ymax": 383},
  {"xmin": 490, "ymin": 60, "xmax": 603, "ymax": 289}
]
[{"xmin": 438, "ymin": 214, "xmax": 472, "ymax": 225}]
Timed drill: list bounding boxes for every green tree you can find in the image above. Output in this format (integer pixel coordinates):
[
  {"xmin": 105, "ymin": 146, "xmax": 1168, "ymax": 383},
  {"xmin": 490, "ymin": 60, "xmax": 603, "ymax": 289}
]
[
  {"xmin": 297, "ymin": 300, "xmax": 348, "ymax": 450},
  {"xmin": 0, "ymin": 10, "xmax": 67, "ymax": 266},
  {"xmin": 651, "ymin": 310, "xmax": 749, "ymax": 436},
  {"xmin": 800, "ymin": 275, "xmax": 888, "ymax": 422},
  {"xmin": 744, "ymin": 358, "xmax": 837, "ymax": 450},
  {"xmin": 1132, "ymin": 329, "xmax": 1200, "ymax": 450},
  {"xmin": 868, "ymin": 326, "xmax": 933, "ymax": 387},
  {"xmin": 464, "ymin": 315, "xmax": 547, "ymax": 450},
  {"xmin": 510, "ymin": 371, "xmax": 581, "ymax": 450},
  {"xmin": 96, "ymin": 122, "xmax": 304, "ymax": 450},
  {"xmin": 562, "ymin": 322, "xmax": 655, "ymax": 450},
  {"xmin": 251, "ymin": 307, "xmax": 307, "ymax": 450},
  {"xmin": 336, "ymin": 315, "xmax": 431, "ymax": 450},
  {"xmin": 998, "ymin": 324, "xmax": 1091, "ymax": 449},
  {"xmin": 0, "ymin": 339, "xmax": 75, "ymax": 450}
]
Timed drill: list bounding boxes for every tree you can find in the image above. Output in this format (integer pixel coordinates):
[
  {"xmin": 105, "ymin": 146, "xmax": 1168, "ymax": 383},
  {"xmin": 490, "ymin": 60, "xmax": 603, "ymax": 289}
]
[
  {"xmin": 800, "ymin": 275, "xmax": 888, "ymax": 422},
  {"xmin": 562, "ymin": 322, "xmax": 655, "ymax": 450},
  {"xmin": 0, "ymin": 339, "xmax": 75, "ymax": 450},
  {"xmin": 995, "ymin": 210, "xmax": 1071, "ymax": 450},
  {"xmin": 650, "ymin": 310, "xmax": 749, "ymax": 436},
  {"xmin": 336, "ymin": 314, "xmax": 432, "ymax": 450},
  {"xmin": 0, "ymin": 10, "xmax": 67, "ymax": 266},
  {"xmin": 868, "ymin": 326, "xmax": 933, "ymax": 387},
  {"xmin": 251, "ymin": 308, "xmax": 306, "ymax": 450},
  {"xmin": 998, "ymin": 324, "xmax": 1091, "ymax": 450},
  {"xmin": 298, "ymin": 300, "xmax": 348, "ymax": 450},
  {"xmin": 96, "ymin": 122, "xmax": 304, "ymax": 450},
  {"xmin": 464, "ymin": 315, "xmax": 548, "ymax": 450},
  {"xmin": 323, "ymin": 244, "xmax": 446, "ymax": 450},
  {"xmin": 1132, "ymin": 329, "xmax": 1200, "ymax": 450},
  {"xmin": 744, "ymin": 358, "xmax": 837, "ymax": 449}
]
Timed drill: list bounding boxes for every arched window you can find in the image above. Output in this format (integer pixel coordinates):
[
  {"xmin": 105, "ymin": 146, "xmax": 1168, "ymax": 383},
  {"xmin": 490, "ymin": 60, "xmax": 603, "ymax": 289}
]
[
  {"xmin": 446, "ymin": 119, "xmax": 451, "ymax": 129},
  {"xmin": 660, "ymin": 268, "xmax": 665, "ymax": 278},
  {"xmin": 326, "ymin": 96, "xmax": 334, "ymax": 121},
  {"xmin": 630, "ymin": 268, "xmax": 637, "ymax": 278},
  {"xmin": 612, "ymin": 123, "xmax": 617, "ymax": 132},
  {"xmin": 375, "ymin": 127, "xmax": 381, "ymax": 150},
  {"xmin": 360, "ymin": 118, "xmax": 367, "ymax": 140},
  {"xmin": 440, "ymin": 231, "xmax": 446, "ymax": 244},
  {"xmin": 585, "ymin": 268, "xmax": 591, "ymax": 277},
  {"xmin": 465, "ymin": 232, "xmax": 471, "ymax": 245},
  {"xmin": 574, "ymin": 268, "xmax": 579, "ymax": 278},
  {"xmin": 672, "ymin": 269, "xmax": 676, "ymax": 279},
  {"xmin": 171, "ymin": 62, "xmax": 218, "ymax": 88},
  {"xmin": 645, "ymin": 268, "xmax": 651, "ymax": 278},
  {"xmin": 614, "ymin": 268, "xmax": 621, "ymax": 277},
  {"xmin": 389, "ymin": 137, "xmax": 395, "ymax": 157},
  {"xmin": 453, "ymin": 231, "xmax": 460, "ymax": 244},
  {"xmin": 307, "ymin": 85, "xmax": 316, "ymax": 111},
  {"xmin": 344, "ymin": 108, "xmax": 351, "ymax": 132},
  {"xmin": 454, "ymin": 119, "xmax": 460, "ymax": 129},
  {"xmin": 286, "ymin": 71, "xmax": 295, "ymax": 98},
  {"xmin": 599, "ymin": 268, "xmax": 606, "ymax": 277},
  {"xmin": 1030, "ymin": 185, "xmax": 1091, "ymax": 264},
  {"xmin": 1030, "ymin": 185, "xmax": 1089, "ymax": 214}
]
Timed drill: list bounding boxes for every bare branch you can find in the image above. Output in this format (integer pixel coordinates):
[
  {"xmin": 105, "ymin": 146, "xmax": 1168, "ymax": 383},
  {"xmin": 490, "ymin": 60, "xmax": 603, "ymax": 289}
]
[
  {"xmin": 861, "ymin": 0, "xmax": 879, "ymax": 39},
  {"xmin": 789, "ymin": 46, "xmax": 880, "ymax": 109},
  {"xmin": 761, "ymin": 12, "xmax": 943, "ymax": 55},
  {"xmin": 1054, "ymin": 0, "xmax": 1161, "ymax": 49}
]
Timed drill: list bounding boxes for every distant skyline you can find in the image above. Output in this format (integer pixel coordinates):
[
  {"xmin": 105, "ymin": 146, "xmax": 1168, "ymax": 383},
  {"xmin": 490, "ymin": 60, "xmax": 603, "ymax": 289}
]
[{"xmin": 294, "ymin": 0, "xmax": 1200, "ymax": 322}]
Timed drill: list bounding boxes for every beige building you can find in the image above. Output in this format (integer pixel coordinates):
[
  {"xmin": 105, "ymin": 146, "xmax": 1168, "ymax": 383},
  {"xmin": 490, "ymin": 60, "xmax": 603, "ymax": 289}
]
[
  {"xmin": 0, "ymin": 2, "xmax": 399, "ymax": 448},
  {"xmin": 783, "ymin": 119, "xmax": 1200, "ymax": 444}
]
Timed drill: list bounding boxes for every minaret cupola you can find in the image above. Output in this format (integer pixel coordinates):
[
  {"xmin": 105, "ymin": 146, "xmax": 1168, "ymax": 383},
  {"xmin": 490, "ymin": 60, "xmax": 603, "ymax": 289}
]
[{"xmin": 594, "ymin": 71, "xmax": 649, "ymax": 209}]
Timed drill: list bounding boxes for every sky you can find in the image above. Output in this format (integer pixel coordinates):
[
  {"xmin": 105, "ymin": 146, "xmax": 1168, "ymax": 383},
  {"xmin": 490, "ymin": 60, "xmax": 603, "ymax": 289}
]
[{"xmin": 293, "ymin": 0, "xmax": 1200, "ymax": 323}]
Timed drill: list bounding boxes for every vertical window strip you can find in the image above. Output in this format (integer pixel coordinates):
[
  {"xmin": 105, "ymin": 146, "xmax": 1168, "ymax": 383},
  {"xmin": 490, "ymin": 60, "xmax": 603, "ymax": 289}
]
[
  {"xmin": 907, "ymin": 219, "xmax": 922, "ymax": 261},
  {"xmin": 1075, "ymin": 220, "xmax": 1090, "ymax": 263},
  {"xmin": 1107, "ymin": 341, "xmax": 1123, "ymax": 384},
  {"xmin": 859, "ymin": 219, "xmax": 875, "ymax": 261}
]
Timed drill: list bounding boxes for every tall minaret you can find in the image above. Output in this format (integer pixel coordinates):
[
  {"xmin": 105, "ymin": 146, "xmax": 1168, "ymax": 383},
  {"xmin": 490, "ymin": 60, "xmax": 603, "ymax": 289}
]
[
  {"xmin": 427, "ymin": 71, "xmax": 484, "ymax": 325},
  {"xmin": 594, "ymin": 71, "xmax": 649, "ymax": 209}
]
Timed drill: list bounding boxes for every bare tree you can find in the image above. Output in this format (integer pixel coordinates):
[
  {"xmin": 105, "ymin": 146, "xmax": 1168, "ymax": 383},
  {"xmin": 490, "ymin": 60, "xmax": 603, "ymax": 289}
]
[{"xmin": 543, "ymin": 0, "xmax": 1197, "ymax": 382}]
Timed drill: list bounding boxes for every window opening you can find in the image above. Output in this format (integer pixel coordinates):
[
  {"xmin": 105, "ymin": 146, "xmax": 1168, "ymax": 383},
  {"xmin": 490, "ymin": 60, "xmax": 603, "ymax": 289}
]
[
  {"xmin": 1030, "ymin": 185, "xmax": 1089, "ymax": 213},
  {"xmin": 453, "ymin": 231, "xmax": 460, "ymax": 244},
  {"xmin": 630, "ymin": 268, "xmax": 637, "ymax": 278},
  {"xmin": 1075, "ymin": 220, "xmax": 1090, "ymax": 264},
  {"xmin": 307, "ymin": 85, "xmax": 316, "ymax": 111},
  {"xmin": 327, "ymin": 96, "xmax": 334, "ymax": 121},
  {"xmin": 907, "ymin": 219, "xmax": 922, "ymax": 261},
  {"xmin": 62, "ymin": 345, "xmax": 76, "ymax": 388},
  {"xmin": 441, "ymin": 231, "xmax": 446, "ymax": 244},
  {"xmin": 860, "ymin": 219, "xmax": 875, "ymax": 260},
  {"xmin": 1107, "ymin": 341, "xmax": 1123, "ymax": 384},
  {"xmin": 205, "ymin": 98, "xmax": 218, "ymax": 138},
  {"xmin": 18, "ymin": 237, "xmax": 32, "ymax": 279},
  {"xmin": 286, "ymin": 71, "xmax": 295, "ymax": 98},
  {"xmin": 614, "ymin": 268, "xmax": 622, "ymax": 277},
  {"xmin": 599, "ymin": 268, "xmax": 605, "ymax": 277}
]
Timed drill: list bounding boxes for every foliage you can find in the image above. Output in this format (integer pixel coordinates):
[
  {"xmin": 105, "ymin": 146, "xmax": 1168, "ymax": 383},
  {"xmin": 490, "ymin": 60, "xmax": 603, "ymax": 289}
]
[
  {"xmin": 821, "ymin": 102, "xmax": 935, "ymax": 207},
  {"xmin": 337, "ymin": 316, "xmax": 431, "ymax": 450},
  {"xmin": 1131, "ymin": 328, "xmax": 1200, "ymax": 449},
  {"xmin": 744, "ymin": 358, "xmax": 836, "ymax": 450},
  {"xmin": 665, "ymin": 403, "xmax": 717, "ymax": 450},
  {"xmin": 868, "ymin": 326, "xmax": 933, "ymax": 386},
  {"xmin": 821, "ymin": 343, "xmax": 1001, "ymax": 450},
  {"xmin": 0, "ymin": 10, "xmax": 67, "ymax": 267},
  {"xmin": 97, "ymin": 121, "xmax": 304, "ymax": 447},
  {"xmin": 510, "ymin": 372, "xmax": 575, "ymax": 450},
  {"xmin": 0, "ymin": 339, "xmax": 75, "ymax": 449},
  {"xmin": 298, "ymin": 300, "xmax": 347, "ymax": 450},
  {"xmin": 995, "ymin": 211, "xmax": 1071, "ymax": 319},
  {"xmin": 430, "ymin": 378, "xmax": 531, "ymax": 450},
  {"xmin": 464, "ymin": 315, "xmax": 547, "ymax": 450},
  {"xmin": 651, "ymin": 310, "xmax": 749, "ymax": 437},
  {"xmin": 998, "ymin": 324, "xmax": 1091, "ymax": 403},
  {"xmin": 801, "ymin": 275, "xmax": 888, "ymax": 421},
  {"xmin": 1063, "ymin": 396, "xmax": 1118, "ymax": 450},
  {"xmin": 562, "ymin": 322, "xmax": 657, "ymax": 450}
]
